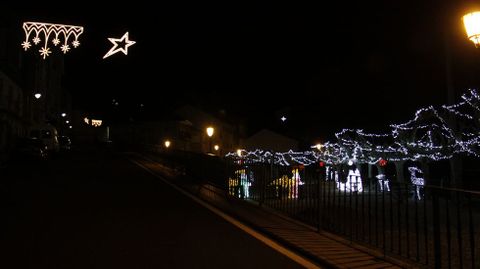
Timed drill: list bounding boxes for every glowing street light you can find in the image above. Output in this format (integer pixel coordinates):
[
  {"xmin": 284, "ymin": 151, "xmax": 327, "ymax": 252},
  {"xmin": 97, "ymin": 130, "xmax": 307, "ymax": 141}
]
[
  {"xmin": 34, "ymin": 93, "xmax": 42, "ymax": 99},
  {"xmin": 61, "ymin": 113, "xmax": 67, "ymax": 117},
  {"xmin": 164, "ymin": 140, "xmax": 171, "ymax": 148},
  {"xmin": 237, "ymin": 149, "xmax": 242, "ymax": 157},
  {"xmin": 463, "ymin": 11, "xmax": 480, "ymax": 47},
  {"xmin": 206, "ymin": 127, "xmax": 214, "ymax": 137},
  {"xmin": 65, "ymin": 120, "xmax": 70, "ymax": 124},
  {"xmin": 206, "ymin": 127, "xmax": 214, "ymax": 153},
  {"xmin": 214, "ymin": 145, "xmax": 220, "ymax": 151}
]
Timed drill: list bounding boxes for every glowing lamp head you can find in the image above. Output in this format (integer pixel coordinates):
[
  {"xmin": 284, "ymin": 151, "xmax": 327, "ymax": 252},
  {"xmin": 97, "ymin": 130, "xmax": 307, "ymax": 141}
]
[
  {"xmin": 65, "ymin": 120, "xmax": 70, "ymax": 124},
  {"xmin": 237, "ymin": 149, "xmax": 242, "ymax": 157},
  {"xmin": 61, "ymin": 113, "xmax": 67, "ymax": 117},
  {"xmin": 206, "ymin": 127, "xmax": 214, "ymax": 137},
  {"xmin": 164, "ymin": 140, "xmax": 171, "ymax": 148},
  {"xmin": 34, "ymin": 93, "xmax": 42, "ymax": 99},
  {"xmin": 214, "ymin": 145, "xmax": 219, "ymax": 151},
  {"xmin": 463, "ymin": 11, "xmax": 480, "ymax": 47},
  {"xmin": 68, "ymin": 125, "xmax": 72, "ymax": 129},
  {"xmin": 315, "ymin": 144, "xmax": 323, "ymax": 151}
]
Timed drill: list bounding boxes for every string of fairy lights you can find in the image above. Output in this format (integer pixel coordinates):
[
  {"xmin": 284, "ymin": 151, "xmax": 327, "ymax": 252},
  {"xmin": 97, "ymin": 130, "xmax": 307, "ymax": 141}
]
[{"xmin": 226, "ymin": 89, "xmax": 480, "ymax": 167}]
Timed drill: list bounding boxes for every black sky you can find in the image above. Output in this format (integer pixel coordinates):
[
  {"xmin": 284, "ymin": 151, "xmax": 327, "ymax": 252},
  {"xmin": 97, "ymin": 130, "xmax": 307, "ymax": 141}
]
[{"xmin": 9, "ymin": 1, "xmax": 480, "ymax": 141}]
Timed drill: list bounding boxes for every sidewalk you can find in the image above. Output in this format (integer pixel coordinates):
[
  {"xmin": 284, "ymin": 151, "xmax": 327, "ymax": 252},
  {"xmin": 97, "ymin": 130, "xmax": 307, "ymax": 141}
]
[{"xmin": 130, "ymin": 152, "xmax": 414, "ymax": 269}]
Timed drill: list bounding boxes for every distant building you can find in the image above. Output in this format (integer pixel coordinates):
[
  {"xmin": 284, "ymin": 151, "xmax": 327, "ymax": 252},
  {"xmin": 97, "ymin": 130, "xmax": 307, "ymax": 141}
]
[
  {"xmin": 244, "ymin": 129, "xmax": 299, "ymax": 152},
  {"xmin": 110, "ymin": 105, "xmax": 244, "ymax": 155},
  {"xmin": 0, "ymin": 71, "xmax": 26, "ymax": 162},
  {"xmin": 0, "ymin": 12, "xmax": 70, "ymax": 162}
]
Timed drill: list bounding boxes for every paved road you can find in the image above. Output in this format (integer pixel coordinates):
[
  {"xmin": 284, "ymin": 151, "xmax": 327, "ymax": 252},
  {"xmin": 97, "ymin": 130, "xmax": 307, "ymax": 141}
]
[{"xmin": 0, "ymin": 149, "xmax": 306, "ymax": 269}]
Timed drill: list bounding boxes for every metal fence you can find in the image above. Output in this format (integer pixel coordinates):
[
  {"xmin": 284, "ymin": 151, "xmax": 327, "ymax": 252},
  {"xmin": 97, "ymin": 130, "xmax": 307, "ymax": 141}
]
[{"xmin": 226, "ymin": 161, "xmax": 480, "ymax": 268}]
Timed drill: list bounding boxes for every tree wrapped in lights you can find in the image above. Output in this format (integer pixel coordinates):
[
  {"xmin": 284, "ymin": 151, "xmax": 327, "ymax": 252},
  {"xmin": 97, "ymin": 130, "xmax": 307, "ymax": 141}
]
[
  {"xmin": 391, "ymin": 106, "xmax": 457, "ymax": 162},
  {"xmin": 226, "ymin": 89, "xmax": 480, "ymax": 170}
]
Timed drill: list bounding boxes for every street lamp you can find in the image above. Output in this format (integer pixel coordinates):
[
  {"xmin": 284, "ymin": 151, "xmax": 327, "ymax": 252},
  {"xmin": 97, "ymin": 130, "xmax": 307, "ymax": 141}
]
[
  {"xmin": 206, "ymin": 126, "xmax": 214, "ymax": 153},
  {"xmin": 463, "ymin": 11, "xmax": 480, "ymax": 47},
  {"xmin": 164, "ymin": 140, "xmax": 171, "ymax": 149},
  {"xmin": 34, "ymin": 93, "xmax": 42, "ymax": 99},
  {"xmin": 206, "ymin": 127, "xmax": 214, "ymax": 137},
  {"xmin": 61, "ymin": 113, "xmax": 67, "ymax": 117},
  {"xmin": 214, "ymin": 145, "xmax": 219, "ymax": 151}
]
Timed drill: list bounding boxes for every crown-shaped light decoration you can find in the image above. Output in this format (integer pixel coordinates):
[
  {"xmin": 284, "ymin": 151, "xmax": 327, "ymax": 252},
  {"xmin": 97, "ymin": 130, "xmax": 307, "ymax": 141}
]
[{"xmin": 22, "ymin": 22, "xmax": 84, "ymax": 59}]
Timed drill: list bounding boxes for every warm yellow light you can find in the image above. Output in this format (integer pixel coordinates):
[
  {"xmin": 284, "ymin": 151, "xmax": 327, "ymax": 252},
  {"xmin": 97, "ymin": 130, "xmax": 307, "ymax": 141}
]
[
  {"xmin": 22, "ymin": 22, "xmax": 84, "ymax": 59},
  {"xmin": 237, "ymin": 149, "xmax": 242, "ymax": 157},
  {"xmin": 315, "ymin": 144, "xmax": 323, "ymax": 151},
  {"xmin": 91, "ymin": 119, "xmax": 102, "ymax": 127},
  {"xmin": 84, "ymin": 117, "xmax": 90, "ymax": 124},
  {"xmin": 103, "ymin": 32, "xmax": 136, "ymax": 59},
  {"xmin": 164, "ymin": 140, "xmax": 171, "ymax": 148},
  {"xmin": 206, "ymin": 127, "xmax": 214, "ymax": 137},
  {"xmin": 463, "ymin": 11, "xmax": 480, "ymax": 47},
  {"xmin": 214, "ymin": 145, "xmax": 219, "ymax": 151}
]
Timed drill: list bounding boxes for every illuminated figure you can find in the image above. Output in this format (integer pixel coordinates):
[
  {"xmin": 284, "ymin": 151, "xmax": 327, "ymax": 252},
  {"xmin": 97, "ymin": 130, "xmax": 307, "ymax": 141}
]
[
  {"xmin": 229, "ymin": 169, "xmax": 251, "ymax": 199},
  {"xmin": 408, "ymin": 167, "xmax": 424, "ymax": 200},
  {"xmin": 336, "ymin": 168, "xmax": 363, "ymax": 192},
  {"xmin": 376, "ymin": 174, "xmax": 390, "ymax": 192},
  {"xmin": 269, "ymin": 168, "xmax": 303, "ymax": 199}
]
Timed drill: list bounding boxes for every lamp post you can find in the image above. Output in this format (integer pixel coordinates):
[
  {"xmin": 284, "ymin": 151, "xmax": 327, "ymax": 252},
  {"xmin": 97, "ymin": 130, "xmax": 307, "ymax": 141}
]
[
  {"xmin": 463, "ymin": 11, "xmax": 480, "ymax": 47},
  {"xmin": 164, "ymin": 140, "xmax": 171, "ymax": 149},
  {"xmin": 206, "ymin": 126, "xmax": 214, "ymax": 154}
]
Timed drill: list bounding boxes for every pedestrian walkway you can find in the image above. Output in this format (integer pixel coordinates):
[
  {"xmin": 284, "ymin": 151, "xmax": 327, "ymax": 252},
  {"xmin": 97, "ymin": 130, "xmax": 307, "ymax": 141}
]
[{"xmin": 130, "ymin": 153, "xmax": 415, "ymax": 269}]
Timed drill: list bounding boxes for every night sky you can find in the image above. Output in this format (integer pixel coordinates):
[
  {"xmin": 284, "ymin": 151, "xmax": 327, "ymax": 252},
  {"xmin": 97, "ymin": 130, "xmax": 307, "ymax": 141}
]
[{"xmin": 9, "ymin": 1, "xmax": 480, "ymax": 141}]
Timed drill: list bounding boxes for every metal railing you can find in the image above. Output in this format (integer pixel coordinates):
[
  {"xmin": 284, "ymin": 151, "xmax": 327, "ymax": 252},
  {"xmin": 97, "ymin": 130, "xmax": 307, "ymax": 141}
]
[{"xmin": 226, "ymin": 161, "xmax": 480, "ymax": 268}]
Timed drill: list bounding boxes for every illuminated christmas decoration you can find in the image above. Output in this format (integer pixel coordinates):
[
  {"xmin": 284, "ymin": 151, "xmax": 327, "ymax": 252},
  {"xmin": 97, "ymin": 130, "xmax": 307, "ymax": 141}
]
[
  {"xmin": 22, "ymin": 22, "xmax": 84, "ymax": 59},
  {"xmin": 335, "ymin": 168, "xmax": 363, "ymax": 193},
  {"xmin": 103, "ymin": 32, "xmax": 136, "ymax": 59},
  {"xmin": 228, "ymin": 169, "xmax": 251, "ymax": 198},
  {"xmin": 376, "ymin": 174, "xmax": 390, "ymax": 192},
  {"xmin": 408, "ymin": 167, "xmax": 424, "ymax": 200},
  {"xmin": 226, "ymin": 88, "xmax": 480, "ymax": 192},
  {"xmin": 84, "ymin": 117, "xmax": 90, "ymax": 125},
  {"xmin": 91, "ymin": 119, "xmax": 102, "ymax": 127},
  {"xmin": 34, "ymin": 93, "xmax": 42, "ymax": 99},
  {"xmin": 268, "ymin": 168, "xmax": 303, "ymax": 199},
  {"xmin": 281, "ymin": 116, "xmax": 287, "ymax": 122}
]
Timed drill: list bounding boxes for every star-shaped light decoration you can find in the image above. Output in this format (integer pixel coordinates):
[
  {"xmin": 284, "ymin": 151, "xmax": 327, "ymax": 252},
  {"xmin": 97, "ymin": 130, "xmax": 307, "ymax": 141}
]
[
  {"xmin": 103, "ymin": 32, "xmax": 136, "ymax": 59},
  {"xmin": 21, "ymin": 41, "xmax": 31, "ymax": 51},
  {"xmin": 281, "ymin": 116, "xmax": 287, "ymax": 122},
  {"xmin": 61, "ymin": 44, "xmax": 70, "ymax": 54},
  {"xmin": 39, "ymin": 47, "xmax": 51, "ymax": 59},
  {"xmin": 72, "ymin": 40, "xmax": 80, "ymax": 48},
  {"xmin": 22, "ymin": 22, "xmax": 84, "ymax": 59}
]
